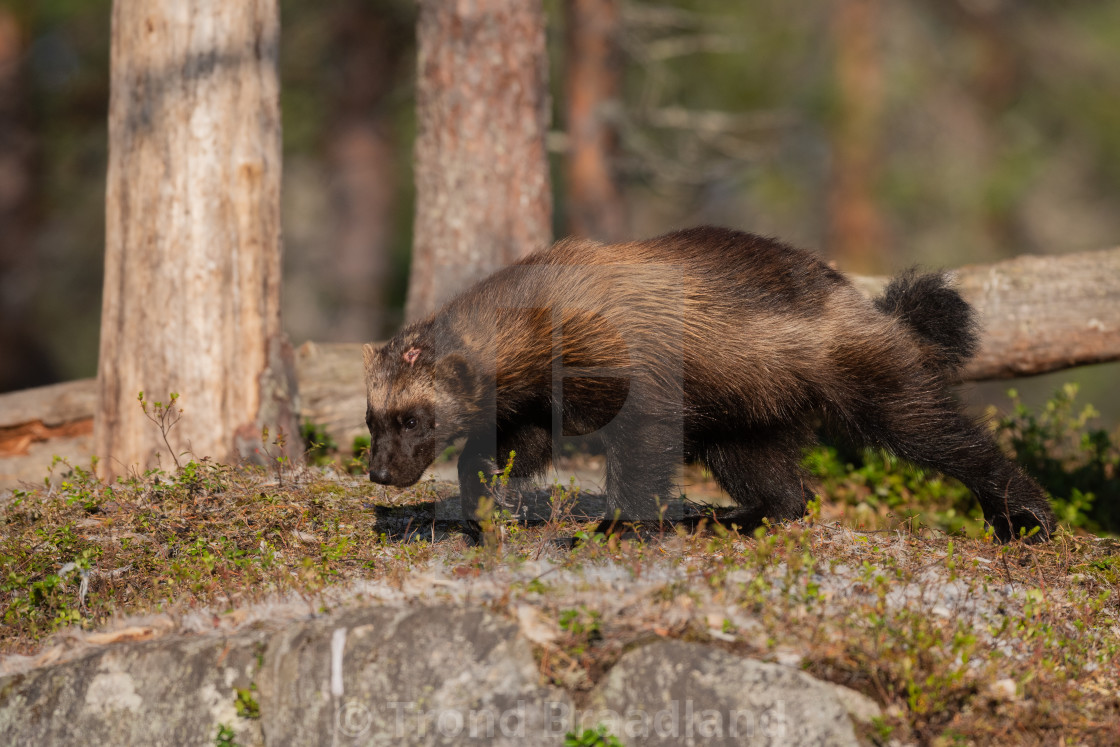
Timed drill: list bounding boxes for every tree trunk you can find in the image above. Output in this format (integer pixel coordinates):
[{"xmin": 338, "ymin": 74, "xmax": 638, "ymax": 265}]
[
  {"xmin": 406, "ymin": 0, "xmax": 552, "ymax": 323},
  {"xmin": 827, "ymin": 0, "xmax": 887, "ymax": 274},
  {"xmin": 564, "ymin": 0, "xmax": 626, "ymax": 242},
  {"xmin": 96, "ymin": 0, "xmax": 298, "ymax": 478}
]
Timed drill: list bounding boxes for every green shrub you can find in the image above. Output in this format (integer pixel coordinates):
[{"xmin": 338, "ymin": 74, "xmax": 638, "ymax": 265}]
[
  {"xmin": 300, "ymin": 420, "xmax": 338, "ymax": 467},
  {"xmin": 805, "ymin": 383, "xmax": 1119, "ymax": 535},
  {"xmin": 991, "ymin": 383, "xmax": 1119, "ymax": 532}
]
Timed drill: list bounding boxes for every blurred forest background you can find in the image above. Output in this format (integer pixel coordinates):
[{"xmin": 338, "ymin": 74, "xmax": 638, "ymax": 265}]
[{"xmin": 1, "ymin": 0, "xmax": 1118, "ymax": 425}]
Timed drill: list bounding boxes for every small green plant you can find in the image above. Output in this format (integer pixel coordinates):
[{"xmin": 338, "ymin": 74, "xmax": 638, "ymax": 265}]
[
  {"xmin": 478, "ymin": 450, "xmax": 517, "ymax": 493},
  {"xmin": 300, "ymin": 420, "xmax": 338, "ymax": 467},
  {"xmin": 558, "ymin": 606, "xmax": 601, "ymax": 637},
  {"xmin": 572, "ymin": 528, "xmax": 608, "ymax": 547},
  {"xmin": 526, "ymin": 577, "xmax": 551, "ymax": 595},
  {"xmin": 260, "ymin": 425, "xmax": 290, "ymax": 486},
  {"xmin": 138, "ymin": 391, "xmax": 184, "ymax": 470},
  {"xmin": 174, "ymin": 458, "xmax": 225, "ymax": 498},
  {"xmin": 1073, "ymin": 554, "xmax": 1120, "ymax": 584},
  {"xmin": 870, "ymin": 715, "xmax": 894, "ymax": 742},
  {"xmin": 233, "ymin": 685, "xmax": 260, "ymax": 720},
  {"xmin": 547, "ymin": 478, "xmax": 581, "ymax": 527},
  {"xmin": 321, "ymin": 534, "xmax": 354, "ymax": 564},
  {"xmin": 214, "ymin": 723, "xmax": 239, "ymax": 747},
  {"xmin": 558, "ymin": 606, "xmax": 602, "ymax": 655},
  {"xmin": 473, "ymin": 451, "xmax": 520, "ymax": 541},
  {"xmin": 349, "ymin": 435, "xmax": 371, "ymax": 474},
  {"xmin": 565, "ymin": 725, "xmax": 624, "ymax": 747}
]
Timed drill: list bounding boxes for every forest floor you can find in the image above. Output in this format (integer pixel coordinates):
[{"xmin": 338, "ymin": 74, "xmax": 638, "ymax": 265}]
[{"xmin": 1, "ymin": 457, "xmax": 1118, "ymax": 745}]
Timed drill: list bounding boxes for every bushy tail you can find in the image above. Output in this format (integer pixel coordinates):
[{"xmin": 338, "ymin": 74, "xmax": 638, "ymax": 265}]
[{"xmin": 874, "ymin": 270, "xmax": 980, "ymax": 374}]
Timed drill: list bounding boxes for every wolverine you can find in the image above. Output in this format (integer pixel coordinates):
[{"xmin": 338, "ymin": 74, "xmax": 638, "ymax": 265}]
[{"xmin": 362, "ymin": 226, "xmax": 1055, "ymax": 542}]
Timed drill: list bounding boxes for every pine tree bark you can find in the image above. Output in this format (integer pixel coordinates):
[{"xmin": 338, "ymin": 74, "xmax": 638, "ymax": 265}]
[
  {"xmin": 564, "ymin": 0, "xmax": 626, "ymax": 242},
  {"xmin": 406, "ymin": 0, "xmax": 552, "ymax": 323},
  {"xmin": 96, "ymin": 0, "xmax": 298, "ymax": 477}
]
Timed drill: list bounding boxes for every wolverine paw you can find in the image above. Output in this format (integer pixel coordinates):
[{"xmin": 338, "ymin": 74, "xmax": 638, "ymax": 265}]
[{"xmin": 990, "ymin": 510, "xmax": 1054, "ymax": 544}]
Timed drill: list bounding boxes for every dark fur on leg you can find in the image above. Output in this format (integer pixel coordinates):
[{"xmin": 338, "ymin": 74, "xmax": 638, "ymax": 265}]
[
  {"xmin": 595, "ymin": 416, "xmax": 681, "ymax": 535},
  {"xmin": 695, "ymin": 427, "xmax": 815, "ymax": 531}
]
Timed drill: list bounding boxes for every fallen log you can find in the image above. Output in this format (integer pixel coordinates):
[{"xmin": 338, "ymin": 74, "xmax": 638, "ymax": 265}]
[
  {"xmin": 956, "ymin": 247, "xmax": 1120, "ymax": 379},
  {"xmin": 2, "ymin": 247, "xmax": 1118, "ymax": 489},
  {"xmin": 0, "ymin": 380, "xmax": 97, "ymax": 457},
  {"xmin": 0, "ymin": 380, "xmax": 97, "ymax": 489},
  {"xmin": 293, "ymin": 340, "xmax": 366, "ymax": 452}
]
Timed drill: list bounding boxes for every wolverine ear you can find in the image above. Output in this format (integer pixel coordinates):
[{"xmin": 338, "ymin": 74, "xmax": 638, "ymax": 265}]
[
  {"xmin": 362, "ymin": 343, "xmax": 379, "ymax": 371},
  {"xmin": 435, "ymin": 353, "xmax": 476, "ymax": 396}
]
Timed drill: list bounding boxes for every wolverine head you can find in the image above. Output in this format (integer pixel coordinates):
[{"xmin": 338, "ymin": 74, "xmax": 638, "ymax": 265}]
[{"xmin": 362, "ymin": 335, "xmax": 478, "ymax": 487}]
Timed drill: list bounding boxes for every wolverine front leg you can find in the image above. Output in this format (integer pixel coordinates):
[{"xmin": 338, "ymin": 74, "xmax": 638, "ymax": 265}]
[
  {"xmin": 597, "ymin": 419, "xmax": 680, "ymax": 534},
  {"xmin": 457, "ymin": 436, "xmax": 497, "ymax": 530},
  {"xmin": 457, "ymin": 423, "xmax": 553, "ymax": 527}
]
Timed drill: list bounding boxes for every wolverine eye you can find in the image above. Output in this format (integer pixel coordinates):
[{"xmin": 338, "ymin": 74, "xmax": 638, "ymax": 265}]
[{"xmin": 403, "ymin": 416, "xmax": 418, "ymax": 431}]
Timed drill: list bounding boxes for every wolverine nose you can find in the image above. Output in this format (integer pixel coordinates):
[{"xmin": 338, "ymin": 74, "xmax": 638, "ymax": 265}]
[{"xmin": 370, "ymin": 468, "xmax": 392, "ymax": 484}]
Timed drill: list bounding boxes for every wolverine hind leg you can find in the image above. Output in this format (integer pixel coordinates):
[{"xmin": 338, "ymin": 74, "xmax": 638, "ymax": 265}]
[
  {"xmin": 843, "ymin": 390, "xmax": 1055, "ymax": 542},
  {"xmin": 695, "ymin": 427, "xmax": 816, "ymax": 531}
]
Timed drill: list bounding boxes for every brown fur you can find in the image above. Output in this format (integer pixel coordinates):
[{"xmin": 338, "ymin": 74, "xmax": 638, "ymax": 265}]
[{"xmin": 364, "ymin": 226, "xmax": 1055, "ymax": 542}]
